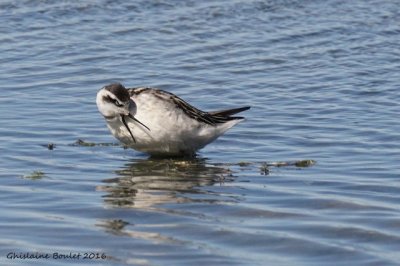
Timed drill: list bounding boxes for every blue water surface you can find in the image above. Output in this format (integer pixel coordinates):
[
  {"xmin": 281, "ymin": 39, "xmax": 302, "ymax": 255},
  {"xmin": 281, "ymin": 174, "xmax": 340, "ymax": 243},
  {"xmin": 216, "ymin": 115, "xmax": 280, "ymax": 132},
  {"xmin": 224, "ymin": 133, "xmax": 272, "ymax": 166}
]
[{"xmin": 0, "ymin": 1, "xmax": 399, "ymax": 265}]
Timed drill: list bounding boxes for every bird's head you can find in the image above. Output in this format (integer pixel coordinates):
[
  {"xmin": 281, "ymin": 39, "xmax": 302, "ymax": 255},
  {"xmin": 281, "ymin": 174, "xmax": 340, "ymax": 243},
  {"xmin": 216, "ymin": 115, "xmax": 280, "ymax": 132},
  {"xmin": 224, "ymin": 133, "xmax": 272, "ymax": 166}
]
[
  {"xmin": 96, "ymin": 83, "xmax": 136, "ymax": 118},
  {"xmin": 96, "ymin": 83, "xmax": 149, "ymax": 142}
]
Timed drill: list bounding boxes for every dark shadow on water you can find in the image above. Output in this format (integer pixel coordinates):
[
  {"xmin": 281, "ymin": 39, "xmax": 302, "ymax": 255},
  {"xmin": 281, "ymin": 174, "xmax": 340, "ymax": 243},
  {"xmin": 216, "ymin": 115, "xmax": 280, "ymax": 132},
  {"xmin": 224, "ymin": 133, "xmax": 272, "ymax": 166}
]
[{"xmin": 98, "ymin": 157, "xmax": 237, "ymax": 209}]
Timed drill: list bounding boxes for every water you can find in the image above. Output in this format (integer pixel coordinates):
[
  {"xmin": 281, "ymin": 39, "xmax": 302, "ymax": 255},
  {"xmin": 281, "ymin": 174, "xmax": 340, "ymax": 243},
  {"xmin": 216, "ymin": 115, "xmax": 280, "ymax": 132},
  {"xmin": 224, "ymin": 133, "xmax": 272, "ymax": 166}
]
[{"xmin": 1, "ymin": 0, "xmax": 399, "ymax": 265}]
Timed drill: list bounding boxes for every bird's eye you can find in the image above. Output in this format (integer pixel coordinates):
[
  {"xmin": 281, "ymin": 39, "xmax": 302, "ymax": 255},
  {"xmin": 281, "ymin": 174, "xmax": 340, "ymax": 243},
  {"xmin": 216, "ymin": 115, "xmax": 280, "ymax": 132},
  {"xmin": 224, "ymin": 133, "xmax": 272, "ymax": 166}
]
[
  {"xmin": 104, "ymin": 95, "xmax": 124, "ymax": 107},
  {"xmin": 114, "ymin": 100, "xmax": 124, "ymax": 107}
]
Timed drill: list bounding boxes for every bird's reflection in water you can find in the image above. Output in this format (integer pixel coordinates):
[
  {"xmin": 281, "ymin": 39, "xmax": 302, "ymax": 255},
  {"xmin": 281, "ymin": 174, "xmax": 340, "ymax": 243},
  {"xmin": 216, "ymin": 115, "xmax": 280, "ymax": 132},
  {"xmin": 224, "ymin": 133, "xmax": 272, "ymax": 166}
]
[
  {"xmin": 96, "ymin": 158, "xmax": 242, "ymax": 264},
  {"xmin": 97, "ymin": 157, "xmax": 235, "ymax": 209}
]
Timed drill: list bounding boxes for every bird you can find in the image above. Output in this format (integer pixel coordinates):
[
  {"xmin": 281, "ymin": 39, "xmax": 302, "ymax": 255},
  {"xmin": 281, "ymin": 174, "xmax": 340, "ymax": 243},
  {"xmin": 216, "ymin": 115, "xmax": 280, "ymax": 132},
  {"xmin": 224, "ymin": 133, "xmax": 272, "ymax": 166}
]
[{"xmin": 96, "ymin": 83, "xmax": 250, "ymax": 157}]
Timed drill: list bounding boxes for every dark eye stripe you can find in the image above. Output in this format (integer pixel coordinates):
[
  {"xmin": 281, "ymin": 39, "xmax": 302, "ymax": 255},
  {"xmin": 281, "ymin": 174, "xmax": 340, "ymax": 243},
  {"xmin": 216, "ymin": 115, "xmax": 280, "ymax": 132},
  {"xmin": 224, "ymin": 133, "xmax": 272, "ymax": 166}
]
[
  {"xmin": 114, "ymin": 100, "xmax": 124, "ymax": 107},
  {"xmin": 104, "ymin": 96, "xmax": 124, "ymax": 107}
]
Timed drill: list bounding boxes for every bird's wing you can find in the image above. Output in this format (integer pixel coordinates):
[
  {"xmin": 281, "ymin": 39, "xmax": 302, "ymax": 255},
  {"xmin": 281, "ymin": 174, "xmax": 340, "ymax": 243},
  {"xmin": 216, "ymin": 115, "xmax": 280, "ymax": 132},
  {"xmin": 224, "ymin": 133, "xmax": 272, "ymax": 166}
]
[
  {"xmin": 128, "ymin": 87, "xmax": 250, "ymax": 125},
  {"xmin": 208, "ymin": 106, "xmax": 251, "ymax": 117}
]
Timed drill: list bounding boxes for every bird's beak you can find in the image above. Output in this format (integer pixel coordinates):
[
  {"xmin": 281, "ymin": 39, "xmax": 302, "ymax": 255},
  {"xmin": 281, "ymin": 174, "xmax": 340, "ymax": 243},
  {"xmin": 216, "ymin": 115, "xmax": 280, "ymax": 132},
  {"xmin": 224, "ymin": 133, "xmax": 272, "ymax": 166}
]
[
  {"xmin": 127, "ymin": 99, "xmax": 150, "ymax": 131},
  {"xmin": 120, "ymin": 111, "xmax": 150, "ymax": 143},
  {"xmin": 128, "ymin": 113, "xmax": 150, "ymax": 131},
  {"xmin": 121, "ymin": 114, "xmax": 136, "ymax": 143}
]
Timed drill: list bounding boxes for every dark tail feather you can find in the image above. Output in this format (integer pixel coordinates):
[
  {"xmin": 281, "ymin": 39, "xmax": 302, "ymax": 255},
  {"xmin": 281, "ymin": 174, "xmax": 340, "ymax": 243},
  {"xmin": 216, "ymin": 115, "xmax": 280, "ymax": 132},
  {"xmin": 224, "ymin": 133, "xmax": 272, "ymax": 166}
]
[{"xmin": 208, "ymin": 106, "xmax": 251, "ymax": 117}]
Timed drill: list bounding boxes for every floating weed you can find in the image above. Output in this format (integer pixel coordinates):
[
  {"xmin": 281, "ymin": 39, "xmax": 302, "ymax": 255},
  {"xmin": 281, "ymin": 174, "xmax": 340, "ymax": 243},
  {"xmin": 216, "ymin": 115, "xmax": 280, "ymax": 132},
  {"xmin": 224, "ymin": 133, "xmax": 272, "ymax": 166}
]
[
  {"xmin": 42, "ymin": 140, "xmax": 119, "ymax": 149},
  {"xmin": 294, "ymin": 160, "xmax": 316, "ymax": 167},
  {"xmin": 238, "ymin": 161, "xmax": 252, "ymax": 167},
  {"xmin": 23, "ymin": 171, "xmax": 46, "ymax": 180},
  {"xmin": 97, "ymin": 219, "xmax": 129, "ymax": 232},
  {"xmin": 220, "ymin": 159, "xmax": 316, "ymax": 176},
  {"xmin": 260, "ymin": 162, "xmax": 270, "ymax": 175},
  {"xmin": 71, "ymin": 139, "xmax": 121, "ymax": 147},
  {"xmin": 47, "ymin": 143, "xmax": 55, "ymax": 150},
  {"xmin": 258, "ymin": 160, "xmax": 315, "ymax": 176},
  {"xmin": 266, "ymin": 160, "xmax": 316, "ymax": 168},
  {"xmin": 40, "ymin": 143, "xmax": 56, "ymax": 150},
  {"xmin": 74, "ymin": 139, "xmax": 96, "ymax": 147}
]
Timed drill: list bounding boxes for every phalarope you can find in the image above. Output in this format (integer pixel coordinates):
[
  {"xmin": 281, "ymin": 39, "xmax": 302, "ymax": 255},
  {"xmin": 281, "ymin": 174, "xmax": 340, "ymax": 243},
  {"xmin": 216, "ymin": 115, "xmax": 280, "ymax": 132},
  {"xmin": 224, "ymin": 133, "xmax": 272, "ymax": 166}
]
[{"xmin": 96, "ymin": 83, "xmax": 250, "ymax": 156}]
